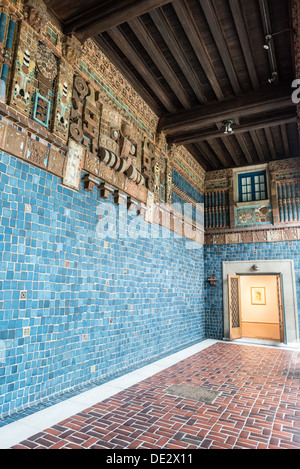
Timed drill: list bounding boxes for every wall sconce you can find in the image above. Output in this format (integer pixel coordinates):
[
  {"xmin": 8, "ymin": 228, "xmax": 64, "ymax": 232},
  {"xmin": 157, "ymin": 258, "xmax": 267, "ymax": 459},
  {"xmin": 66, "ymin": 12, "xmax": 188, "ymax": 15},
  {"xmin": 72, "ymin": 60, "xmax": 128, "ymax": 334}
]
[
  {"xmin": 207, "ymin": 275, "xmax": 217, "ymax": 286},
  {"xmin": 223, "ymin": 120, "xmax": 234, "ymax": 135}
]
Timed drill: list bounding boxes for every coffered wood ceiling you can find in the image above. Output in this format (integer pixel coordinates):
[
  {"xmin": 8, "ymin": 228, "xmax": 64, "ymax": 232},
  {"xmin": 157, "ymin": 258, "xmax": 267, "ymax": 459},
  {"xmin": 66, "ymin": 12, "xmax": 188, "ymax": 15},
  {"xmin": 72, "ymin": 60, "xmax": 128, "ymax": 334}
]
[{"xmin": 45, "ymin": 0, "xmax": 299, "ymax": 171}]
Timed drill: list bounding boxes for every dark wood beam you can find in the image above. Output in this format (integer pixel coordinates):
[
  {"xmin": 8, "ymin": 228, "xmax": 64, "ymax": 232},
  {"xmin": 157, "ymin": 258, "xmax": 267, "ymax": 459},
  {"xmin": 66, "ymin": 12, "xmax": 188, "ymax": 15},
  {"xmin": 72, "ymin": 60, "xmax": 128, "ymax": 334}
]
[
  {"xmin": 184, "ymin": 144, "xmax": 209, "ymax": 171},
  {"xmin": 264, "ymin": 127, "xmax": 277, "ymax": 160},
  {"xmin": 159, "ymin": 84, "xmax": 294, "ymax": 135},
  {"xmin": 206, "ymin": 139, "xmax": 233, "ymax": 168},
  {"xmin": 172, "ymin": 0, "xmax": 224, "ymax": 101},
  {"xmin": 200, "ymin": 0, "xmax": 241, "ymax": 96},
  {"xmin": 249, "ymin": 130, "xmax": 266, "ymax": 162},
  {"xmin": 128, "ymin": 17, "xmax": 192, "ymax": 110},
  {"xmin": 221, "ymin": 135, "xmax": 244, "ymax": 166},
  {"xmin": 101, "ymin": 29, "xmax": 177, "ymax": 113},
  {"xmin": 192, "ymin": 142, "xmax": 220, "ymax": 170},
  {"xmin": 168, "ymin": 111, "xmax": 297, "ymax": 145},
  {"xmin": 149, "ymin": 9, "xmax": 207, "ymax": 104},
  {"xmin": 280, "ymin": 124, "xmax": 290, "ymax": 157},
  {"xmin": 64, "ymin": 0, "xmax": 173, "ymax": 42},
  {"xmin": 229, "ymin": 0, "xmax": 260, "ymax": 90},
  {"xmin": 94, "ymin": 35, "xmax": 171, "ymax": 115},
  {"xmin": 234, "ymin": 133, "xmax": 254, "ymax": 164}
]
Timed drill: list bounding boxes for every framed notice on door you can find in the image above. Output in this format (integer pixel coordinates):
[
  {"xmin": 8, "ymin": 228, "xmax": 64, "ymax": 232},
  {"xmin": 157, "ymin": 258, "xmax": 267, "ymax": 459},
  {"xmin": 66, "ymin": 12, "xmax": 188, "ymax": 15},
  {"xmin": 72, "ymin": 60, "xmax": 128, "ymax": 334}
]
[{"xmin": 251, "ymin": 287, "xmax": 266, "ymax": 305}]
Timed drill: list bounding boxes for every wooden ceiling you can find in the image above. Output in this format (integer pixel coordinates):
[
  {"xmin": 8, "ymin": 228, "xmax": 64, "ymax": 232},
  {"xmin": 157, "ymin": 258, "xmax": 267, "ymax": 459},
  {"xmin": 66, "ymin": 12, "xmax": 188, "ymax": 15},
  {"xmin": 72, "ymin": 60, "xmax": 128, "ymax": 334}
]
[{"xmin": 45, "ymin": 0, "xmax": 299, "ymax": 171}]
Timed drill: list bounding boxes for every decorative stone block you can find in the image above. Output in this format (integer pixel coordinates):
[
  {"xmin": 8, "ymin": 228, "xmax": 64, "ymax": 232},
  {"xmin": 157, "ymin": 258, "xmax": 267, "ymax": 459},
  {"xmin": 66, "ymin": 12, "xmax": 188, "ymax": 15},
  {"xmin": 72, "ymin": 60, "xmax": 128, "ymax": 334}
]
[
  {"xmin": 47, "ymin": 148, "xmax": 65, "ymax": 177},
  {"xmin": 63, "ymin": 139, "xmax": 85, "ymax": 190},
  {"xmin": 25, "ymin": 138, "xmax": 49, "ymax": 169},
  {"xmin": 3, "ymin": 125, "xmax": 27, "ymax": 158},
  {"xmin": 33, "ymin": 92, "xmax": 51, "ymax": 127}
]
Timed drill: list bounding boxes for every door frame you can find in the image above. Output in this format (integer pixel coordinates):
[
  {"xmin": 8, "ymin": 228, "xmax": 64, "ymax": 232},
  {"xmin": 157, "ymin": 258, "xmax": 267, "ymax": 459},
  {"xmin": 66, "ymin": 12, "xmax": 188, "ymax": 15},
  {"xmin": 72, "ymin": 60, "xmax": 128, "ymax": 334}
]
[{"xmin": 223, "ymin": 260, "xmax": 299, "ymax": 345}]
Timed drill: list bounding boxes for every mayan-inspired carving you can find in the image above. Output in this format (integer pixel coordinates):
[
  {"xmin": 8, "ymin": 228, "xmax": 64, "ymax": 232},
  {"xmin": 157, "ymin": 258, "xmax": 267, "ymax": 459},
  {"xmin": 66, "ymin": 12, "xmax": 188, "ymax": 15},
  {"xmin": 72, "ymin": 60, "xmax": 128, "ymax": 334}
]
[
  {"xmin": 166, "ymin": 161, "xmax": 172, "ymax": 205},
  {"xmin": 23, "ymin": 0, "xmax": 48, "ymax": 35},
  {"xmin": 84, "ymin": 151, "xmax": 100, "ymax": 177},
  {"xmin": 141, "ymin": 137, "xmax": 155, "ymax": 192},
  {"xmin": 52, "ymin": 59, "xmax": 73, "ymax": 143},
  {"xmin": 62, "ymin": 35, "xmax": 82, "ymax": 70},
  {"xmin": 25, "ymin": 137, "xmax": 49, "ymax": 169},
  {"xmin": 82, "ymin": 38, "xmax": 159, "ymax": 135},
  {"xmin": 0, "ymin": 2, "xmax": 19, "ymax": 102},
  {"xmin": 3, "ymin": 124, "xmax": 27, "ymax": 158},
  {"xmin": 69, "ymin": 75, "xmax": 101, "ymax": 155},
  {"xmin": 47, "ymin": 148, "xmax": 65, "ymax": 177},
  {"xmin": 9, "ymin": 21, "xmax": 37, "ymax": 116}
]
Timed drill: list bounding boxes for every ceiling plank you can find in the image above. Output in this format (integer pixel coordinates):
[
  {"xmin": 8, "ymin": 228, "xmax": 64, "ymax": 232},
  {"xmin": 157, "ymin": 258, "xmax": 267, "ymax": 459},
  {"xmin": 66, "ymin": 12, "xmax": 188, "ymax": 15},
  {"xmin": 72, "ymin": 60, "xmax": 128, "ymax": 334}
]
[
  {"xmin": 93, "ymin": 35, "xmax": 166, "ymax": 115},
  {"xmin": 102, "ymin": 28, "xmax": 177, "ymax": 113},
  {"xmin": 228, "ymin": 0, "xmax": 260, "ymax": 90},
  {"xmin": 172, "ymin": 0, "xmax": 224, "ymax": 101},
  {"xmin": 128, "ymin": 17, "xmax": 192, "ymax": 109},
  {"xmin": 206, "ymin": 139, "xmax": 234, "ymax": 168},
  {"xmin": 194, "ymin": 142, "xmax": 221, "ymax": 170},
  {"xmin": 149, "ymin": 9, "xmax": 207, "ymax": 104},
  {"xmin": 249, "ymin": 130, "xmax": 266, "ymax": 162},
  {"xmin": 159, "ymin": 84, "xmax": 294, "ymax": 134},
  {"xmin": 264, "ymin": 127, "xmax": 277, "ymax": 160},
  {"xmin": 234, "ymin": 133, "xmax": 254, "ymax": 164},
  {"xmin": 200, "ymin": 0, "xmax": 241, "ymax": 96},
  {"xmin": 168, "ymin": 111, "xmax": 297, "ymax": 145},
  {"xmin": 64, "ymin": 0, "xmax": 173, "ymax": 42},
  {"xmin": 221, "ymin": 135, "xmax": 244, "ymax": 166},
  {"xmin": 280, "ymin": 124, "xmax": 290, "ymax": 158}
]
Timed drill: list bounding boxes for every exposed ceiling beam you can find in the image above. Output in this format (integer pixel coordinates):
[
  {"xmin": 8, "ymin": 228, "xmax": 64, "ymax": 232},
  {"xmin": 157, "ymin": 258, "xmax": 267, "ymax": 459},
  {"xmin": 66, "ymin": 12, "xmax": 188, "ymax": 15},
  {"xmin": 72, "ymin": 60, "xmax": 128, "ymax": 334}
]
[
  {"xmin": 128, "ymin": 17, "xmax": 192, "ymax": 110},
  {"xmin": 192, "ymin": 142, "xmax": 220, "ymax": 170},
  {"xmin": 234, "ymin": 133, "xmax": 254, "ymax": 164},
  {"xmin": 159, "ymin": 84, "xmax": 294, "ymax": 135},
  {"xmin": 280, "ymin": 124, "xmax": 290, "ymax": 157},
  {"xmin": 206, "ymin": 139, "xmax": 233, "ymax": 168},
  {"xmin": 264, "ymin": 127, "xmax": 277, "ymax": 159},
  {"xmin": 100, "ymin": 29, "xmax": 177, "ymax": 113},
  {"xmin": 64, "ymin": 0, "xmax": 173, "ymax": 42},
  {"xmin": 200, "ymin": 0, "xmax": 241, "ymax": 96},
  {"xmin": 149, "ymin": 9, "xmax": 207, "ymax": 104},
  {"xmin": 228, "ymin": 0, "xmax": 260, "ymax": 90},
  {"xmin": 172, "ymin": 0, "xmax": 224, "ymax": 101},
  {"xmin": 249, "ymin": 130, "xmax": 266, "ymax": 162},
  {"xmin": 168, "ymin": 111, "xmax": 297, "ymax": 145}
]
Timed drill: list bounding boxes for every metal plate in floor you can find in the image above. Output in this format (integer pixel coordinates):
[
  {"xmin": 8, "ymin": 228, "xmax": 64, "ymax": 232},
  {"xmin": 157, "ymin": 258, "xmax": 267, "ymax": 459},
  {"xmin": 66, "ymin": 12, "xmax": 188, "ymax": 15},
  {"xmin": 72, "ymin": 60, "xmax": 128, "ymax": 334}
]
[{"xmin": 166, "ymin": 383, "xmax": 220, "ymax": 404}]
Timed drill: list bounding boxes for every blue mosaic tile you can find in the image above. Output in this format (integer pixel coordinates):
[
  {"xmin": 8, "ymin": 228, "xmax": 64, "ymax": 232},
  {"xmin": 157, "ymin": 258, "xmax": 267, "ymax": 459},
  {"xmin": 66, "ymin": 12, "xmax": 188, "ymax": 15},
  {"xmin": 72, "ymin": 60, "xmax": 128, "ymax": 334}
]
[{"xmin": 0, "ymin": 151, "xmax": 206, "ymax": 419}]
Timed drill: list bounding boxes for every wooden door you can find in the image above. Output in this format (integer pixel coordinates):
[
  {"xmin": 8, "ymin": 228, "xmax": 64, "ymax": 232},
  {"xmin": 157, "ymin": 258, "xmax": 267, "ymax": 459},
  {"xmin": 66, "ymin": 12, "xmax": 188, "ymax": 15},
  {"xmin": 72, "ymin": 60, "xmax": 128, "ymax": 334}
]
[
  {"xmin": 228, "ymin": 275, "xmax": 242, "ymax": 340},
  {"xmin": 276, "ymin": 274, "xmax": 285, "ymax": 343}
]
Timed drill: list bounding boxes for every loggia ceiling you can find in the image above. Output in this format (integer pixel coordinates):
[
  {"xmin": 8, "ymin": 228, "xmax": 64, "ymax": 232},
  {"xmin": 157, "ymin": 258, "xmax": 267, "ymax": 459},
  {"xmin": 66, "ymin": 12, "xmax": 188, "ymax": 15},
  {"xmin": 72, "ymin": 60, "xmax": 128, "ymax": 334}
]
[{"xmin": 45, "ymin": 0, "xmax": 299, "ymax": 171}]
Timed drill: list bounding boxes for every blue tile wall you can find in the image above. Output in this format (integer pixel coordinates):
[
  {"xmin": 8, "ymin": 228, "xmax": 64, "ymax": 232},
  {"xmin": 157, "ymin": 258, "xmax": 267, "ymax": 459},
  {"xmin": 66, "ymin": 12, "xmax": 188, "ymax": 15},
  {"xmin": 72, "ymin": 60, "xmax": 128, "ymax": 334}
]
[
  {"xmin": 204, "ymin": 241, "xmax": 300, "ymax": 339},
  {"xmin": 172, "ymin": 170, "xmax": 204, "ymax": 223},
  {"xmin": 0, "ymin": 151, "xmax": 206, "ymax": 418},
  {"xmin": 172, "ymin": 169, "xmax": 204, "ymax": 204}
]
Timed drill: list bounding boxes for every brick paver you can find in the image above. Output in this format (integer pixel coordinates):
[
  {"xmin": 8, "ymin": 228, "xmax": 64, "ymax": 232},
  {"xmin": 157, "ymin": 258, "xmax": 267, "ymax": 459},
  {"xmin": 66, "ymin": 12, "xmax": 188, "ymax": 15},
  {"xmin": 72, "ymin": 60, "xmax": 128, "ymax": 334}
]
[{"xmin": 11, "ymin": 342, "xmax": 300, "ymax": 449}]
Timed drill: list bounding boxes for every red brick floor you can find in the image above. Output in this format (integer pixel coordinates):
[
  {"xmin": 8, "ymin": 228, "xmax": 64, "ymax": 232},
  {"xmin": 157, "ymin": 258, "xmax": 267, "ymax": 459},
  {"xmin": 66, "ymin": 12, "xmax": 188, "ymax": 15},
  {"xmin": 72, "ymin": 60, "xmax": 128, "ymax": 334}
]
[{"xmin": 11, "ymin": 342, "xmax": 300, "ymax": 449}]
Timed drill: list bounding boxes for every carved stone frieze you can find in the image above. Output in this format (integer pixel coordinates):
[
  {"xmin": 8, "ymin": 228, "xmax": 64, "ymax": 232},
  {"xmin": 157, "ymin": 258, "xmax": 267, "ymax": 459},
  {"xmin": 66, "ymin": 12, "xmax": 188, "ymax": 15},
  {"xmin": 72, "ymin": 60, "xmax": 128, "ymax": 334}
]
[
  {"xmin": 62, "ymin": 35, "xmax": 82, "ymax": 69},
  {"xmin": 23, "ymin": 0, "xmax": 48, "ymax": 34}
]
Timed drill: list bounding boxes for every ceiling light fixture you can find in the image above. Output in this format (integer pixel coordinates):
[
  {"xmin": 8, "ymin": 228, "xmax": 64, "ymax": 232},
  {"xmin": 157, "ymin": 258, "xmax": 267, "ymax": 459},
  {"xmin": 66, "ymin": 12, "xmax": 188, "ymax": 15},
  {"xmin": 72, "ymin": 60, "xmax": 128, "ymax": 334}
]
[
  {"xmin": 263, "ymin": 28, "xmax": 294, "ymax": 50},
  {"xmin": 223, "ymin": 120, "xmax": 234, "ymax": 135},
  {"xmin": 268, "ymin": 71, "xmax": 278, "ymax": 84}
]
